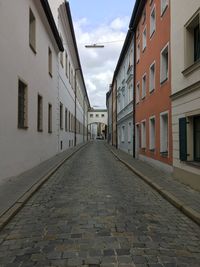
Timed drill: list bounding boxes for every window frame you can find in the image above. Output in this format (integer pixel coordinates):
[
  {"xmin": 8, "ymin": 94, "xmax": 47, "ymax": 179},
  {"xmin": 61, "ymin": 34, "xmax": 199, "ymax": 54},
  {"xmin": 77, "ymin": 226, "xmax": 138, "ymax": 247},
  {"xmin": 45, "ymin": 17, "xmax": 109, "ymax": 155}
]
[
  {"xmin": 18, "ymin": 79, "xmax": 28, "ymax": 129},
  {"xmin": 160, "ymin": 43, "xmax": 169, "ymax": 84},
  {"xmin": 150, "ymin": 4, "xmax": 156, "ymax": 38},
  {"xmin": 29, "ymin": 8, "xmax": 36, "ymax": 54},
  {"xmin": 37, "ymin": 94, "xmax": 43, "ymax": 132},
  {"xmin": 149, "ymin": 60, "xmax": 156, "ymax": 92},
  {"xmin": 142, "ymin": 73, "xmax": 147, "ymax": 99}
]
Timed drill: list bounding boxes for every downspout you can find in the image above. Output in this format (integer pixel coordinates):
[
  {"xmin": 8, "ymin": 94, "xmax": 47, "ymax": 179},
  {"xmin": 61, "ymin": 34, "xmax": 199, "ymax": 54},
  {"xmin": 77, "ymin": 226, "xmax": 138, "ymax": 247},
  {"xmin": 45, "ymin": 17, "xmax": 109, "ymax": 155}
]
[{"xmin": 132, "ymin": 32, "xmax": 136, "ymax": 158}]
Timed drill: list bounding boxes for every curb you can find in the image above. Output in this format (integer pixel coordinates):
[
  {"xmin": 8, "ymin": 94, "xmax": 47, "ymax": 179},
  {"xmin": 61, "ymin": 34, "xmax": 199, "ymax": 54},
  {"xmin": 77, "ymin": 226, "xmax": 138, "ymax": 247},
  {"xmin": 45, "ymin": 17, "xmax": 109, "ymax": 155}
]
[
  {"xmin": 0, "ymin": 142, "xmax": 88, "ymax": 232},
  {"xmin": 108, "ymin": 146, "xmax": 200, "ymax": 227}
]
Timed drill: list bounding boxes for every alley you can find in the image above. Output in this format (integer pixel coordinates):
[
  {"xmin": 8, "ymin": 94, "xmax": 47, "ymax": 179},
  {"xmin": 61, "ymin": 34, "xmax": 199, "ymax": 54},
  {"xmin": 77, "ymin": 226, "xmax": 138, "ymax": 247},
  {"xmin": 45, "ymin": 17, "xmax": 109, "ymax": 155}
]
[{"xmin": 0, "ymin": 142, "xmax": 200, "ymax": 267}]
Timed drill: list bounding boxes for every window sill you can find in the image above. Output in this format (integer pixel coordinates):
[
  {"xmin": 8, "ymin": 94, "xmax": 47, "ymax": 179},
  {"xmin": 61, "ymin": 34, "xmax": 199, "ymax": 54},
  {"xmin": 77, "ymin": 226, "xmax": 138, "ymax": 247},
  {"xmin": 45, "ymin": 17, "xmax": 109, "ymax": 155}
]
[
  {"xmin": 149, "ymin": 88, "xmax": 155, "ymax": 94},
  {"xmin": 183, "ymin": 161, "xmax": 200, "ymax": 169},
  {"xmin": 160, "ymin": 151, "xmax": 168, "ymax": 158},
  {"xmin": 150, "ymin": 30, "xmax": 155, "ymax": 39},
  {"xmin": 18, "ymin": 126, "xmax": 28, "ymax": 130},
  {"xmin": 160, "ymin": 77, "xmax": 168, "ymax": 86},
  {"xmin": 29, "ymin": 44, "xmax": 36, "ymax": 55},
  {"xmin": 182, "ymin": 60, "xmax": 200, "ymax": 77},
  {"xmin": 161, "ymin": 5, "xmax": 168, "ymax": 17}
]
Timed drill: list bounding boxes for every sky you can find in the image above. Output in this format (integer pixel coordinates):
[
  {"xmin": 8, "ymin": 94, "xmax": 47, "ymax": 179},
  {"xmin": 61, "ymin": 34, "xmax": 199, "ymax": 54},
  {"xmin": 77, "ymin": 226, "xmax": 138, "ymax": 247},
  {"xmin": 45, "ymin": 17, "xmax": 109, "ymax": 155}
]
[{"xmin": 49, "ymin": 0, "xmax": 136, "ymax": 108}]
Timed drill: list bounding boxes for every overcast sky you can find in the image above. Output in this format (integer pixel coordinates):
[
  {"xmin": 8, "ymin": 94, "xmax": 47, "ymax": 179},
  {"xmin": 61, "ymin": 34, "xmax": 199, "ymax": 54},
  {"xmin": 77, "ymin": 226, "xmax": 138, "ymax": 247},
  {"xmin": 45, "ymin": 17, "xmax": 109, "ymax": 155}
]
[{"xmin": 49, "ymin": 0, "xmax": 136, "ymax": 108}]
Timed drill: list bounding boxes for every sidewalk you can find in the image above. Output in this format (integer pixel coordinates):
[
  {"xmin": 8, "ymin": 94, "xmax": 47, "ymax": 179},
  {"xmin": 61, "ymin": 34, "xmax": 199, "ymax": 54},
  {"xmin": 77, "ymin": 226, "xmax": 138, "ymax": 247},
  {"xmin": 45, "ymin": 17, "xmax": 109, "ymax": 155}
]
[
  {"xmin": 0, "ymin": 142, "xmax": 87, "ymax": 228},
  {"xmin": 106, "ymin": 143, "xmax": 200, "ymax": 226}
]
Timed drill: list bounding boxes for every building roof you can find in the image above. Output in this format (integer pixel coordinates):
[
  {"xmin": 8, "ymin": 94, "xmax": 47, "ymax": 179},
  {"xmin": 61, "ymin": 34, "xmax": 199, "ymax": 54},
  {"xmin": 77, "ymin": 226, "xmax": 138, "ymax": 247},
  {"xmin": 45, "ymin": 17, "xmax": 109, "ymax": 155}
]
[
  {"xmin": 40, "ymin": 0, "xmax": 64, "ymax": 52},
  {"xmin": 65, "ymin": 1, "xmax": 90, "ymax": 108},
  {"xmin": 129, "ymin": 0, "xmax": 146, "ymax": 30}
]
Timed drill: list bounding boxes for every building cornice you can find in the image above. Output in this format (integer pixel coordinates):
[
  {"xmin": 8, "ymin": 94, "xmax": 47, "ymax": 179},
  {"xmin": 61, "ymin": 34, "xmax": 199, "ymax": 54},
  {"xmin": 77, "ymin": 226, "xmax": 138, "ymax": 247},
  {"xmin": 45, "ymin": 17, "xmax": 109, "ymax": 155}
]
[
  {"xmin": 40, "ymin": 0, "xmax": 64, "ymax": 52},
  {"xmin": 171, "ymin": 80, "xmax": 200, "ymax": 101}
]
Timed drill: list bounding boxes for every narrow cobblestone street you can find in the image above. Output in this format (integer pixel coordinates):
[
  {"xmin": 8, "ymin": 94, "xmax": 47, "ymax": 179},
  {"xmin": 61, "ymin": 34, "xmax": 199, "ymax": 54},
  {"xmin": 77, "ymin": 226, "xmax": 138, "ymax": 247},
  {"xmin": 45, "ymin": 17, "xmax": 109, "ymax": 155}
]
[{"xmin": 0, "ymin": 142, "xmax": 199, "ymax": 267}]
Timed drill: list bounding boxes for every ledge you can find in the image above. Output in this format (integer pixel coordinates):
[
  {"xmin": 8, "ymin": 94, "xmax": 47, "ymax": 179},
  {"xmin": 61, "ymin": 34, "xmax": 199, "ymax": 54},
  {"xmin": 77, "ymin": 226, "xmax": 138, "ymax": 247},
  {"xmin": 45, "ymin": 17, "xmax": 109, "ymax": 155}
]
[{"xmin": 182, "ymin": 60, "xmax": 200, "ymax": 76}]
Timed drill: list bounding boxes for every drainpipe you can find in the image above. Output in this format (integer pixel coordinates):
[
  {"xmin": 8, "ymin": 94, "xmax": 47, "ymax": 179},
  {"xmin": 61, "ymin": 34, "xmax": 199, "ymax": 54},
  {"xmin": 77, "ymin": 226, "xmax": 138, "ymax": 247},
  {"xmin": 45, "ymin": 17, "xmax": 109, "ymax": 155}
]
[
  {"xmin": 74, "ymin": 68, "xmax": 80, "ymax": 146},
  {"xmin": 131, "ymin": 29, "xmax": 136, "ymax": 158}
]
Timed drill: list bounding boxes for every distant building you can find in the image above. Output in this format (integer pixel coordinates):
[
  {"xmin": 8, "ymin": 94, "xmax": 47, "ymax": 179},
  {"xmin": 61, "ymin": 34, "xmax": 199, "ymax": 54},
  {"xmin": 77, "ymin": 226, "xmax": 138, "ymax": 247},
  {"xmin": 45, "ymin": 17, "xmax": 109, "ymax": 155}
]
[
  {"xmin": 114, "ymin": 31, "xmax": 134, "ymax": 156},
  {"xmin": 106, "ymin": 86, "xmax": 113, "ymax": 145},
  {"xmin": 88, "ymin": 109, "xmax": 108, "ymax": 139},
  {"xmin": 171, "ymin": 0, "xmax": 200, "ymax": 190},
  {"xmin": 0, "ymin": 0, "xmax": 90, "ymax": 181},
  {"xmin": 132, "ymin": 0, "xmax": 172, "ymax": 173}
]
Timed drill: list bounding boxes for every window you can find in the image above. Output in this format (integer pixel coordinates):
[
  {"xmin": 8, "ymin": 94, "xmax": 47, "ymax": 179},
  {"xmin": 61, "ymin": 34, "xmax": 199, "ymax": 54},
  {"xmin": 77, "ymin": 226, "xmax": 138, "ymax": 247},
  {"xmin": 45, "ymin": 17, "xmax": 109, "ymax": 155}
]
[
  {"xmin": 194, "ymin": 116, "xmax": 200, "ymax": 161},
  {"xmin": 142, "ymin": 74, "xmax": 147, "ymax": 99},
  {"xmin": 65, "ymin": 52, "xmax": 68, "ymax": 77},
  {"xmin": 90, "ymin": 114, "xmax": 93, "ymax": 118},
  {"xmin": 48, "ymin": 47, "xmax": 52, "ymax": 77},
  {"xmin": 160, "ymin": 112, "xmax": 168, "ymax": 154},
  {"xmin": 184, "ymin": 11, "xmax": 200, "ymax": 70},
  {"xmin": 48, "ymin": 104, "xmax": 52, "ymax": 133},
  {"xmin": 60, "ymin": 102, "xmax": 63, "ymax": 130},
  {"xmin": 137, "ymin": 42, "xmax": 140, "ymax": 63},
  {"xmin": 69, "ymin": 62, "xmax": 71, "ymax": 82},
  {"xmin": 141, "ymin": 120, "xmax": 146, "ymax": 148},
  {"xmin": 149, "ymin": 116, "xmax": 155, "ymax": 150},
  {"xmin": 68, "ymin": 111, "xmax": 71, "ymax": 132},
  {"xmin": 121, "ymin": 126, "xmax": 125, "ymax": 143},
  {"xmin": 29, "ymin": 9, "xmax": 36, "ymax": 53},
  {"xmin": 194, "ymin": 25, "xmax": 200, "ymax": 62},
  {"xmin": 101, "ymin": 114, "xmax": 105, "ymax": 117},
  {"xmin": 18, "ymin": 80, "xmax": 28, "ymax": 129},
  {"xmin": 122, "ymin": 91, "xmax": 125, "ymax": 109},
  {"xmin": 37, "ymin": 95, "xmax": 43, "ymax": 132},
  {"xmin": 142, "ymin": 9, "xmax": 146, "ymax": 24},
  {"xmin": 65, "ymin": 108, "xmax": 68, "ymax": 132},
  {"xmin": 160, "ymin": 44, "xmax": 169, "ymax": 83},
  {"xmin": 128, "ymin": 84, "xmax": 133, "ymax": 102},
  {"xmin": 142, "ymin": 27, "xmax": 147, "ymax": 51},
  {"xmin": 150, "ymin": 6, "xmax": 156, "ymax": 37},
  {"xmin": 136, "ymin": 82, "xmax": 140, "ymax": 104},
  {"xmin": 60, "ymin": 52, "xmax": 64, "ymax": 68},
  {"xmin": 96, "ymin": 114, "xmax": 99, "ymax": 118},
  {"xmin": 128, "ymin": 122, "xmax": 132, "ymax": 143},
  {"xmin": 161, "ymin": 0, "xmax": 168, "ymax": 16},
  {"xmin": 149, "ymin": 61, "xmax": 155, "ymax": 92}
]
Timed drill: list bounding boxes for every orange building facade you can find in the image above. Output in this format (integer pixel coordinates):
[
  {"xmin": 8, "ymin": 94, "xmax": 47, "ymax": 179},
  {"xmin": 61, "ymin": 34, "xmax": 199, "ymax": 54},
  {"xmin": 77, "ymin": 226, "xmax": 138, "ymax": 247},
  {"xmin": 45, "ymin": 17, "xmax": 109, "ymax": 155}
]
[{"xmin": 134, "ymin": 0, "xmax": 172, "ymax": 172}]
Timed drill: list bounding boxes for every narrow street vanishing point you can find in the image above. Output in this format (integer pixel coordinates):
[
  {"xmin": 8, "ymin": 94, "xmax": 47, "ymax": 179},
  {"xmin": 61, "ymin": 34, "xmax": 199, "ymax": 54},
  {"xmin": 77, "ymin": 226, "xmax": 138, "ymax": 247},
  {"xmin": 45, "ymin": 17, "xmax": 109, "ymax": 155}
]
[{"xmin": 0, "ymin": 142, "xmax": 199, "ymax": 267}]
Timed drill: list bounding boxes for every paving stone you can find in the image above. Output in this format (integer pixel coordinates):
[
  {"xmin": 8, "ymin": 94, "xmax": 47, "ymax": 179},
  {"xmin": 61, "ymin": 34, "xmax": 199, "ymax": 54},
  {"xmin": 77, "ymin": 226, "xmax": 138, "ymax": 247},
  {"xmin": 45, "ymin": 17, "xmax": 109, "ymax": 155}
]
[{"xmin": 0, "ymin": 142, "xmax": 199, "ymax": 267}]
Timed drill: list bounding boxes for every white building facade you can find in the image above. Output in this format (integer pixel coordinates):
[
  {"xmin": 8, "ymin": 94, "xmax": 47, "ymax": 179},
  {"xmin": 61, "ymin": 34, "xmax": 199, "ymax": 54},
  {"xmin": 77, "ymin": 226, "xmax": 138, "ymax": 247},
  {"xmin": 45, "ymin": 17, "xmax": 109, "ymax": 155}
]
[
  {"xmin": 116, "ymin": 32, "xmax": 134, "ymax": 155},
  {"xmin": 171, "ymin": 0, "xmax": 200, "ymax": 190},
  {"xmin": 0, "ymin": 0, "xmax": 89, "ymax": 182},
  {"xmin": 88, "ymin": 110, "xmax": 108, "ymax": 139}
]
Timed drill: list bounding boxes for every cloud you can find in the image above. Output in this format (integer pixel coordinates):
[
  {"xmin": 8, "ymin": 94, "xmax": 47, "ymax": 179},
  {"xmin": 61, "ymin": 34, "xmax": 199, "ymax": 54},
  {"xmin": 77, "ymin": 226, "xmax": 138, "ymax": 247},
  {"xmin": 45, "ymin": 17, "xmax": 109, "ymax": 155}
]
[{"xmin": 74, "ymin": 17, "xmax": 129, "ymax": 108}]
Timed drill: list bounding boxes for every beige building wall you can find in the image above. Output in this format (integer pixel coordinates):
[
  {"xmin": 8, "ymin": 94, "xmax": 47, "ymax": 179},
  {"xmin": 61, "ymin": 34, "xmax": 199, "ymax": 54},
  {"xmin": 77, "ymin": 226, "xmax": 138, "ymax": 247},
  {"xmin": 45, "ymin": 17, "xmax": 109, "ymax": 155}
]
[{"xmin": 171, "ymin": 0, "xmax": 200, "ymax": 190}]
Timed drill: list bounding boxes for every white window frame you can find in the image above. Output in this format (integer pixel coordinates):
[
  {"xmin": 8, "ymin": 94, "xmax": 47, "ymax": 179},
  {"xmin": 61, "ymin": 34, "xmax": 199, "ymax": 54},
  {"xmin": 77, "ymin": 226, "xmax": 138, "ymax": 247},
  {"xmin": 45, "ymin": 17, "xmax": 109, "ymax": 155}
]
[
  {"xmin": 161, "ymin": 0, "xmax": 169, "ymax": 16},
  {"xmin": 142, "ymin": 26, "xmax": 147, "ymax": 51},
  {"xmin": 136, "ymin": 82, "xmax": 140, "ymax": 104},
  {"xmin": 160, "ymin": 111, "xmax": 169, "ymax": 154},
  {"xmin": 121, "ymin": 125, "xmax": 125, "ymax": 143},
  {"xmin": 128, "ymin": 122, "xmax": 132, "ymax": 143},
  {"xmin": 142, "ymin": 73, "xmax": 147, "ymax": 99},
  {"xmin": 150, "ymin": 4, "xmax": 156, "ymax": 38},
  {"xmin": 160, "ymin": 43, "xmax": 169, "ymax": 84},
  {"xmin": 137, "ymin": 41, "xmax": 140, "ymax": 63},
  {"xmin": 149, "ymin": 61, "xmax": 156, "ymax": 92},
  {"xmin": 149, "ymin": 116, "xmax": 156, "ymax": 150},
  {"xmin": 141, "ymin": 120, "xmax": 146, "ymax": 149}
]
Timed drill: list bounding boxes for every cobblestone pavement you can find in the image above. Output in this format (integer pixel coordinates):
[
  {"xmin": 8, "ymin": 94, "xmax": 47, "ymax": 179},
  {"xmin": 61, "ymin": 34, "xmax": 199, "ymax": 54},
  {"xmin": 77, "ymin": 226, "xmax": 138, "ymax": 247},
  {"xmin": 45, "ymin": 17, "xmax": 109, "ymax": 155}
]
[{"xmin": 0, "ymin": 141, "xmax": 200, "ymax": 267}]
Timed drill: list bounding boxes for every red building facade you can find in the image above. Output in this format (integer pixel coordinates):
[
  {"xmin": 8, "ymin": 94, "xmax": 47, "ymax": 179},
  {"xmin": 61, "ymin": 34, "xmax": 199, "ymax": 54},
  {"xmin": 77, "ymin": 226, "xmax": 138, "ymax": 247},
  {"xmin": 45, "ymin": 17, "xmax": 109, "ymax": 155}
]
[{"xmin": 133, "ymin": 0, "xmax": 172, "ymax": 172}]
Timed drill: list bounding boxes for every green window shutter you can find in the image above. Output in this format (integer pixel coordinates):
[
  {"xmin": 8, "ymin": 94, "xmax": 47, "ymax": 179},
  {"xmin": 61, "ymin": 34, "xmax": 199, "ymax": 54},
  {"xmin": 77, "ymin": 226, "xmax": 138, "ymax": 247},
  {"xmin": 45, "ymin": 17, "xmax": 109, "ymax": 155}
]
[{"xmin": 179, "ymin": 118, "xmax": 187, "ymax": 161}]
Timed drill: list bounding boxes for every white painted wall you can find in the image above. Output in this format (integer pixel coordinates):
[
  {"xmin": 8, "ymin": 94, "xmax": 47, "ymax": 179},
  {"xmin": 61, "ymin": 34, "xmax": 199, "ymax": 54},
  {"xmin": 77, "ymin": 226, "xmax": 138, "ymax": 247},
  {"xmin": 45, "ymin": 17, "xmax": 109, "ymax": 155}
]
[
  {"xmin": 0, "ymin": 0, "xmax": 89, "ymax": 181},
  {"xmin": 116, "ymin": 38, "xmax": 134, "ymax": 155},
  {"xmin": 171, "ymin": 0, "xmax": 200, "ymax": 183},
  {"xmin": 0, "ymin": 0, "xmax": 60, "ymax": 179}
]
